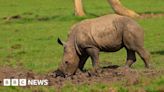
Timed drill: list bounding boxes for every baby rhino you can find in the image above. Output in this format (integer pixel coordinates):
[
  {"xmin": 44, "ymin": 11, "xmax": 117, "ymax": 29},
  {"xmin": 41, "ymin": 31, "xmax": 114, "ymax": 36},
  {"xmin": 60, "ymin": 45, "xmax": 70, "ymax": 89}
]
[{"xmin": 56, "ymin": 14, "xmax": 150, "ymax": 76}]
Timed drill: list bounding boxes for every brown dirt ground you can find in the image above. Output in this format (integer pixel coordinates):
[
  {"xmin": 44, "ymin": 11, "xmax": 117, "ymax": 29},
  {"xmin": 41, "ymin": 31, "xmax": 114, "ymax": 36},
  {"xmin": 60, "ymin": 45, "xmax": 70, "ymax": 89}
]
[
  {"xmin": 0, "ymin": 67, "xmax": 42, "ymax": 85},
  {"xmin": 47, "ymin": 66, "xmax": 164, "ymax": 89},
  {"xmin": 0, "ymin": 65, "xmax": 164, "ymax": 90}
]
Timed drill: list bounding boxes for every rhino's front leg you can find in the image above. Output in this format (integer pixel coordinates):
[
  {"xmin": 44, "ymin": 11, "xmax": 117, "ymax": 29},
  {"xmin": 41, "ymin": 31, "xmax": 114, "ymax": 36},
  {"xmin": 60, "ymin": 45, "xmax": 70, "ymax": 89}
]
[
  {"xmin": 86, "ymin": 47, "xmax": 100, "ymax": 72},
  {"xmin": 78, "ymin": 55, "xmax": 89, "ymax": 71}
]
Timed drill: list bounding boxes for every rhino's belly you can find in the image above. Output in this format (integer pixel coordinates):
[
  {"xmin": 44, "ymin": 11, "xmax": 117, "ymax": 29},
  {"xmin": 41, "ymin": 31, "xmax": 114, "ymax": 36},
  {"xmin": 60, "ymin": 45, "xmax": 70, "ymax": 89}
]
[
  {"xmin": 99, "ymin": 43, "xmax": 123, "ymax": 52},
  {"xmin": 93, "ymin": 32, "xmax": 123, "ymax": 52}
]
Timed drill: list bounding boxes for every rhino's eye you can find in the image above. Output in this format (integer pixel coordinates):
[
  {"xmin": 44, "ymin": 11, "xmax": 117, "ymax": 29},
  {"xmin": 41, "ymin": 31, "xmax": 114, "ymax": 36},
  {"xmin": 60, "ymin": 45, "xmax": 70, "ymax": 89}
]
[{"xmin": 65, "ymin": 61, "xmax": 69, "ymax": 64}]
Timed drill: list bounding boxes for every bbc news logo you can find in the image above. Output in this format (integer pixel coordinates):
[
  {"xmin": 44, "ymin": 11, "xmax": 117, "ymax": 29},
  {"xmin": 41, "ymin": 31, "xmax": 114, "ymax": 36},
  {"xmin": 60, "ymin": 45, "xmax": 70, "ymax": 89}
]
[{"xmin": 3, "ymin": 79, "xmax": 48, "ymax": 86}]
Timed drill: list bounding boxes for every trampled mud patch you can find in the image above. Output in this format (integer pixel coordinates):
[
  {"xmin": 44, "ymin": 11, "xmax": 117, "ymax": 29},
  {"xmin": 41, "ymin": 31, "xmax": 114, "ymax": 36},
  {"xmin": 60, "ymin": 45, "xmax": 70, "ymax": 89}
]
[
  {"xmin": 47, "ymin": 67, "xmax": 164, "ymax": 88},
  {"xmin": 0, "ymin": 67, "xmax": 43, "ymax": 86},
  {"xmin": 0, "ymin": 66, "xmax": 164, "ymax": 89}
]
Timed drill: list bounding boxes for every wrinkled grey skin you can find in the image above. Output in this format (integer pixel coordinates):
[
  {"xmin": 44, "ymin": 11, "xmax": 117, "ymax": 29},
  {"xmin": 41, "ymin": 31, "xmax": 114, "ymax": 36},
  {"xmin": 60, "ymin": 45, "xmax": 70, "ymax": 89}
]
[{"xmin": 56, "ymin": 14, "xmax": 150, "ymax": 76}]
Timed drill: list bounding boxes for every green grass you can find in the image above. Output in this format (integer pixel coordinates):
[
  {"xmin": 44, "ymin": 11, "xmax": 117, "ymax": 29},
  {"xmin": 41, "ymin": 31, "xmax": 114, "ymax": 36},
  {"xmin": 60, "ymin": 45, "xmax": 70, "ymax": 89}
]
[{"xmin": 0, "ymin": 0, "xmax": 164, "ymax": 91}]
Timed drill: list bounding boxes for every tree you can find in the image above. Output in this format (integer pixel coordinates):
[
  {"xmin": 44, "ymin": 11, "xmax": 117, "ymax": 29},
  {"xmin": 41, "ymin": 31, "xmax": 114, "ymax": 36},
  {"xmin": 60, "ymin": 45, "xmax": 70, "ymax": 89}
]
[
  {"xmin": 74, "ymin": 0, "xmax": 85, "ymax": 16},
  {"xmin": 107, "ymin": 0, "xmax": 139, "ymax": 18}
]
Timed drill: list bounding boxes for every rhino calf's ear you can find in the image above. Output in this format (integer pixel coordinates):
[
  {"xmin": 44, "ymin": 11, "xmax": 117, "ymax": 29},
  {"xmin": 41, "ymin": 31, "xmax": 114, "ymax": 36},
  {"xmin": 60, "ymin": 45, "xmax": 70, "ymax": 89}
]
[{"xmin": 57, "ymin": 38, "xmax": 65, "ymax": 46}]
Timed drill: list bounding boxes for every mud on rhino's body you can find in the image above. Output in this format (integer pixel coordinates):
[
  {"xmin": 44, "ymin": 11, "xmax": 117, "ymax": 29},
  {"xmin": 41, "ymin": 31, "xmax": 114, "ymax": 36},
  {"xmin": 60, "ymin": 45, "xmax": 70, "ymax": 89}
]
[{"xmin": 57, "ymin": 14, "xmax": 150, "ymax": 76}]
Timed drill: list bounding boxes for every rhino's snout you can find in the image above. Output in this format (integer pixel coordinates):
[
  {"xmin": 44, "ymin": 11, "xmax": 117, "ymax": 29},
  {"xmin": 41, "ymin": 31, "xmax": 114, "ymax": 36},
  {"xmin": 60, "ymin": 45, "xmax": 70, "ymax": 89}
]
[{"xmin": 54, "ymin": 69, "xmax": 65, "ymax": 78}]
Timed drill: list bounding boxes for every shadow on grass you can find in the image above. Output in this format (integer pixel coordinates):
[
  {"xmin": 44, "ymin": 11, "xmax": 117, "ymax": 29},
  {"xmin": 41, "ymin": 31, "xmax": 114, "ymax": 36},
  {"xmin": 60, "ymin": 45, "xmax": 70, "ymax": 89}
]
[
  {"xmin": 86, "ymin": 12, "xmax": 100, "ymax": 17},
  {"xmin": 102, "ymin": 65, "xmax": 120, "ymax": 69},
  {"xmin": 151, "ymin": 50, "xmax": 164, "ymax": 55},
  {"xmin": 81, "ymin": 64, "xmax": 120, "ymax": 73}
]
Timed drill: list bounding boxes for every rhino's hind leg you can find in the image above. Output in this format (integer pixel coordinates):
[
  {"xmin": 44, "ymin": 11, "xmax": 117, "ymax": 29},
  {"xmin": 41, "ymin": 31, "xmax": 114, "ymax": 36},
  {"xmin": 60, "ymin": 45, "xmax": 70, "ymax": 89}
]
[
  {"xmin": 125, "ymin": 49, "xmax": 136, "ymax": 67},
  {"xmin": 136, "ymin": 47, "xmax": 150, "ymax": 68}
]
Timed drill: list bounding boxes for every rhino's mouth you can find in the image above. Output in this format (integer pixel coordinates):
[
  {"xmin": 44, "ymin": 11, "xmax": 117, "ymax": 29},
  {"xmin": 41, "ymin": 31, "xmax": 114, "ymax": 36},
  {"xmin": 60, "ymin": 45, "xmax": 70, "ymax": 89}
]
[
  {"xmin": 54, "ymin": 69, "xmax": 66, "ymax": 78},
  {"xmin": 54, "ymin": 69, "xmax": 77, "ymax": 78}
]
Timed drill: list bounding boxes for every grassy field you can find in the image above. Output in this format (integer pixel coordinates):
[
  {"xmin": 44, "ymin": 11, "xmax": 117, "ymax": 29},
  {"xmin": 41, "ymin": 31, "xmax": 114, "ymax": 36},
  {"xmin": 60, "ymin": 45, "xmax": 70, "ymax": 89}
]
[{"xmin": 0, "ymin": 0, "xmax": 164, "ymax": 91}]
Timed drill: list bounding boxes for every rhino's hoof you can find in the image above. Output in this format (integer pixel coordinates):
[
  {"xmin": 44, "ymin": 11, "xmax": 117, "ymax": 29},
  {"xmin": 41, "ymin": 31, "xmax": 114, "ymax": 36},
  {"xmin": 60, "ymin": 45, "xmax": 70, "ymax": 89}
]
[
  {"xmin": 118, "ymin": 65, "xmax": 130, "ymax": 70},
  {"xmin": 146, "ymin": 64, "xmax": 154, "ymax": 69},
  {"xmin": 88, "ymin": 71, "xmax": 98, "ymax": 77}
]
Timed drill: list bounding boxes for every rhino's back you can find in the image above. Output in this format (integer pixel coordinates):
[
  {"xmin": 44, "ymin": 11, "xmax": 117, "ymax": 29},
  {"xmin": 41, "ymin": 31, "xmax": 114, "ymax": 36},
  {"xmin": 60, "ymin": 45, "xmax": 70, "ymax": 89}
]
[{"xmin": 72, "ymin": 14, "xmax": 129, "ymax": 51}]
